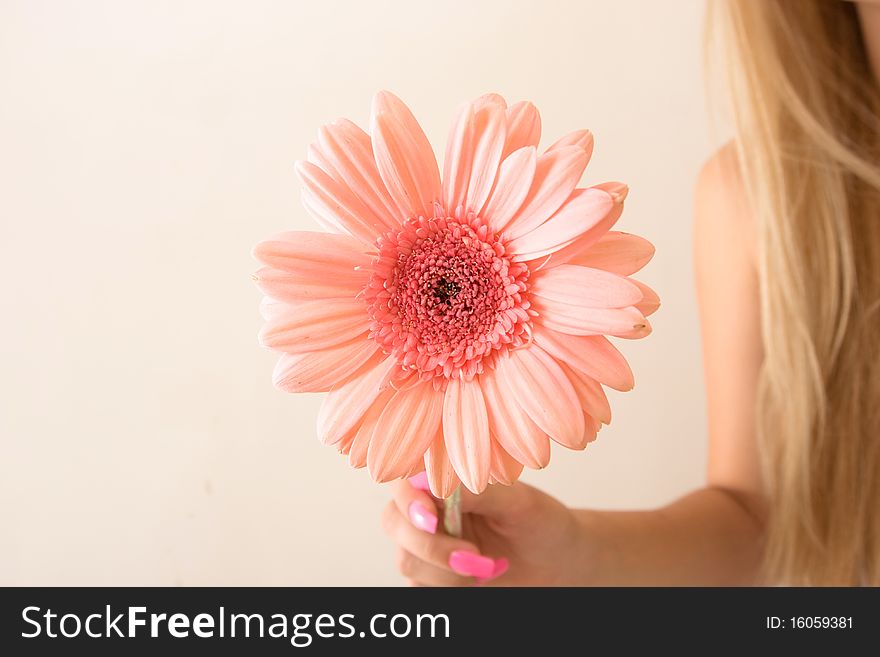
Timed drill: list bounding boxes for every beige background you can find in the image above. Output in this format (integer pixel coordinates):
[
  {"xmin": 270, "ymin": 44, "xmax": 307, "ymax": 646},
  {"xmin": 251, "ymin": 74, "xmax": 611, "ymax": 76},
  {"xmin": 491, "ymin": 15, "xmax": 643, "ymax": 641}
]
[{"xmin": 0, "ymin": 0, "xmax": 717, "ymax": 585}]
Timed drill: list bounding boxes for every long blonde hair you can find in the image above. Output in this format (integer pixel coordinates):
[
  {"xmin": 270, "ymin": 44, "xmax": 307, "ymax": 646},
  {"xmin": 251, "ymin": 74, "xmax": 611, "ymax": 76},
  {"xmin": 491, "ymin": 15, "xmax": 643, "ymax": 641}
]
[{"xmin": 710, "ymin": 0, "xmax": 880, "ymax": 585}]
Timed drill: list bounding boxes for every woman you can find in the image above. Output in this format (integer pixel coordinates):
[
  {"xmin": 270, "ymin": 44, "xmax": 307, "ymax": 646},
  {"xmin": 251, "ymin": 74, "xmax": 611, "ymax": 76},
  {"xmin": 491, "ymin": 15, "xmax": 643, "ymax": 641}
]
[{"xmin": 380, "ymin": 0, "xmax": 880, "ymax": 586}]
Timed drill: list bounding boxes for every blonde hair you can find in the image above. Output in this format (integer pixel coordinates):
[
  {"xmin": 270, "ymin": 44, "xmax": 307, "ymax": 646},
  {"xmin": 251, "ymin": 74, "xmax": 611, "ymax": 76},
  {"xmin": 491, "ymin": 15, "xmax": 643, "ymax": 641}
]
[{"xmin": 710, "ymin": 0, "xmax": 880, "ymax": 585}]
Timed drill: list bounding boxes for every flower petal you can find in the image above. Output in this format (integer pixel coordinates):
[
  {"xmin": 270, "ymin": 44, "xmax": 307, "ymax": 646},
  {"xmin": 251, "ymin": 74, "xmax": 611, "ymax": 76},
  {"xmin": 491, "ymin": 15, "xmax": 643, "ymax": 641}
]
[
  {"xmin": 252, "ymin": 231, "xmax": 371, "ymax": 301},
  {"xmin": 253, "ymin": 231, "xmax": 371, "ymax": 273},
  {"xmin": 575, "ymin": 414, "xmax": 601, "ymax": 450},
  {"xmin": 272, "ymin": 337, "xmax": 379, "ymax": 393},
  {"xmin": 259, "ymin": 296, "xmax": 285, "ymax": 321},
  {"xmin": 442, "ymin": 98, "xmax": 506, "ymax": 215},
  {"xmin": 530, "ymin": 263, "xmax": 643, "ymax": 308},
  {"xmin": 442, "ymin": 378, "xmax": 491, "ymax": 494},
  {"xmin": 334, "ymin": 425, "xmax": 357, "ymax": 456},
  {"xmin": 253, "ymin": 266, "xmax": 365, "ymax": 302},
  {"xmin": 504, "ymin": 146, "xmax": 589, "ymax": 241},
  {"xmin": 533, "ymin": 327, "xmax": 634, "ymax": 391},
  {"xmin": 559, "ymin": 362, "xmax": 612, "ymax": 424},
  {"xmin": 495, "ymin": 346, "xmax": 585, "ymax": 450},
  {"xmin": 367, "ymin": 379, "xmax": 443, "ymax": 483},
  {"xmin": 295, "ymin": 160, "xmax": 387, "ymax": 245},
  {"xmin": 348, "ymin": 387, "xmax": 396, "ymax": 469},
  {"xmin": 614, "ymin": 315, "xmax": 653, "ymax": 339},
  {"xmin": 479, "ymin": 368, "xmax": 551, "ymax": 469},
  {"xmin": 310, "ymin": 118, "xmax": 407, "ymax": 228},
  {"xmin": 507, "ymin": 188, "xmax": 614, "ymax": 261},
  {"xmin": 632, "ymin": 279, "xmax": 660, "ymax": 316},
  {"xmin": 474, "ymin": 92, "xmax": 507, "ymax": 111},
  {"xmin": 465, "ymin": 102, "xmax": 506, "ymax": 213},
  {"xmin": 481, "ymin": 146, "xmax": 537, "ymax": 233},
  {"xmin": 503, "ymin": 101, "xmax": 541, "ymax": 159},
  {"xmin": 424, "ymin": 427, "xmax": 461, "ymax": 498},
  {"xmin": 540, "ymin": 181, "xmax": 629, "ymax": 267},
  {"xmin": 529, "ymin": 265, "xmax": 650, "ymax": 337},
  {"xmin": 259, "ymin": 299, "xmax": 369, "ymax": 353},
  {"xmin": 488, "ymin": 436, "xmax": 524, "ymax": 485},
  {"xmin": 569, "ymin": 230, "xmax": 655, "ymax": 275},
  {"xmin": 316, "ymin": 355, "xmax": 400, "ymax": 445},
  {"xmin": 545, "ymin": 129, "xmax": 594, "ymax": 161},
  {"xmin": 370, "ymin": 91, "xmax": 441, "ymax": 218},
  {"xmin": 441, "ymin": 103, "xmax": 474, "ymax": 213},
  {"xmin": 299, "ymin": 189, "xmax": 349, "ymax": 235},
  {"xmin": 532, "ymin": 294, "xmax": 648, "ymax": 337}
]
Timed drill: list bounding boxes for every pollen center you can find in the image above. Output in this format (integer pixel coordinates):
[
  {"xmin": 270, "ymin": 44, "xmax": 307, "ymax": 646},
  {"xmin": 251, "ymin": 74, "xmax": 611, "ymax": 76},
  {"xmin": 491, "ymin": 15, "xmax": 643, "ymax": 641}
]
[
  {"xmin": 432, "ymin": 277, "xmax": 460, "ymax": 303},
  {"xmin": 365, "ymin": 208, "xmax": 533, "ymax": 382}
]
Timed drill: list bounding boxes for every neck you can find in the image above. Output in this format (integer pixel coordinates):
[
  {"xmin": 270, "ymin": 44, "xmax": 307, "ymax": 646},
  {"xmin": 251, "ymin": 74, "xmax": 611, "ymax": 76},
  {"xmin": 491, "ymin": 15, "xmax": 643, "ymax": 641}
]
[{"xmin": 857, "ymin": 2, "xmax": 880, "ymax": 83}]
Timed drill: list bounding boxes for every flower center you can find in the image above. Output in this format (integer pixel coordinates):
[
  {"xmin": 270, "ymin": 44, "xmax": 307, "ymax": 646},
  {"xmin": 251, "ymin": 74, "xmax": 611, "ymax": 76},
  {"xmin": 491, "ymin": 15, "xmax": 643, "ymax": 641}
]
[
  {"xmin": 432, "ymin": 277, "xmax": 460, "ymax": 303},
  {"xmin": 365, "ymin": 208, "xmax": 533, "ymax": 382}
]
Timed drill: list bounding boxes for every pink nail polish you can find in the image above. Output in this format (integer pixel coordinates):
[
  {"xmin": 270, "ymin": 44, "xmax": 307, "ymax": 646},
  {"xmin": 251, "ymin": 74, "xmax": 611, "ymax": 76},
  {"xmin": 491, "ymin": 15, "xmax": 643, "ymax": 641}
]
[
  {"xmin": 408, "ymin": 471, "xmax": 430, "ymax": 491},
  {"xmin": 448, "ymin": 550, "xmax": 498, "ymax": 579},
  {"xmin": 490, "ymin": 557, "xmax": 509, "ymax": 578},
  {"xmin": 408, "ymin": 501, "xmax": 438, "ymax": 534},
  {"xmin": 476, "ymin": 557, "xmax": 510, "ymax": 585}
]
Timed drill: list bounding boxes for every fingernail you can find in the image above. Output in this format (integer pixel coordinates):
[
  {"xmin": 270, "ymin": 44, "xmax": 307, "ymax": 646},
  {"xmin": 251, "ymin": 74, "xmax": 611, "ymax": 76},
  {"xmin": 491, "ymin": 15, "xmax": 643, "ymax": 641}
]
[
  {"xmin": 476, "ymin": 557, "xmax": 509, "ymax": 585},
  {"xmin": 448, "ymin": 550, "xmax": 499, "ymax": 579},
  {"xmin": 408, "ymin": 471, "xmax": 430, "ymax": 491},
  {"xmin": 408, "ymin": 501, "xmax": 438, "ymax": 534}
]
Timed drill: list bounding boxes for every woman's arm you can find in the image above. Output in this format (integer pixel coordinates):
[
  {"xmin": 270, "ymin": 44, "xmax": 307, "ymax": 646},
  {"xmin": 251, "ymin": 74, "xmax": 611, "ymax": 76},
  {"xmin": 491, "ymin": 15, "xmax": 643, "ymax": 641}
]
[
  {"xmin": 381, "ymin": 147, "xmax": 767, "ymax": 586},
  {"xmin": 570, "ymin": 144, "xmax": 766, "ymax": 585}
]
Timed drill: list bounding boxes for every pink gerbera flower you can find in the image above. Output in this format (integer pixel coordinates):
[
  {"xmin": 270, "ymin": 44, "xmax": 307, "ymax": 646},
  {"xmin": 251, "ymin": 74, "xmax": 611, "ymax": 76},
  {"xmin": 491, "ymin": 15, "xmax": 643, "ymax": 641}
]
[{"xmin": 254, "ymin": 91, "xmax": 658, "ymax": 497}]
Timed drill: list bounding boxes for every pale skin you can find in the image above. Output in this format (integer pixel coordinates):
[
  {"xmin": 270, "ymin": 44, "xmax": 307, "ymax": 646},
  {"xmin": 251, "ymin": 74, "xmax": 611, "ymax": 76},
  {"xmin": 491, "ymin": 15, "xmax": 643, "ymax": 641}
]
[{"xmin": 380, "ymin": 2, "xmax": 880, "ymax": 587}]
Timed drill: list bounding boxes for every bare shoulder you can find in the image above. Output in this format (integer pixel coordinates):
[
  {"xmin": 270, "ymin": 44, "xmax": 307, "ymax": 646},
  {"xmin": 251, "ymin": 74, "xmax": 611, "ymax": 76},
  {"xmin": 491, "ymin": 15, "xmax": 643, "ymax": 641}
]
[
  {"xmin": 694, "ymin": 141, "xmax": 756, "ymax": 262},
  {"xmin": 693, "ymin": 146, "xmax": 764, "ymax": 497}
]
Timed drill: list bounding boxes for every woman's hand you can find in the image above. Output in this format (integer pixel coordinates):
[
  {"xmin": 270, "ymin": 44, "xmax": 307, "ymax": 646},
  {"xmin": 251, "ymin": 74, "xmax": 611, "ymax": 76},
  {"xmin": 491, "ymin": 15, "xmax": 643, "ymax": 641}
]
[{"xmin": 381, "ymin": 473, "xmax": 588, "ymax": 586}]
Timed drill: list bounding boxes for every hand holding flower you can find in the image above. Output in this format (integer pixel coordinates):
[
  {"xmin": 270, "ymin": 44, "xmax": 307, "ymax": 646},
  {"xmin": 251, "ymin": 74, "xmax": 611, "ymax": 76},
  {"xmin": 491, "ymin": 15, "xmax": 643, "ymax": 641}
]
[{"xmin": 382, "ymin": 473, "xmax": 590, "ymax": 586}]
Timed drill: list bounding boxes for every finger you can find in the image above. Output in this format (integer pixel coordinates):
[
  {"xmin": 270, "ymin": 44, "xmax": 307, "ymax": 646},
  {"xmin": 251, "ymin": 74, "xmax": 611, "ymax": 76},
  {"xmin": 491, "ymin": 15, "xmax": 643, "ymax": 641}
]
[
  {"xmin": 457, "ymin": 480, "xmax": 538, "ymax": 519},
  {"xmin": 382, "ymin": 500, "xmax": 499, "ymax": 575},
  {"xmin": 391, "ymin": 477, "xmax": 441, "ymax": 535},
  {"xmin": 395, "ymin": 548, "xmax": 472, "ymax": 587},
  {"xmin": 382, "ymin": 500, "xmax": 478, "ymax": 569}
]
